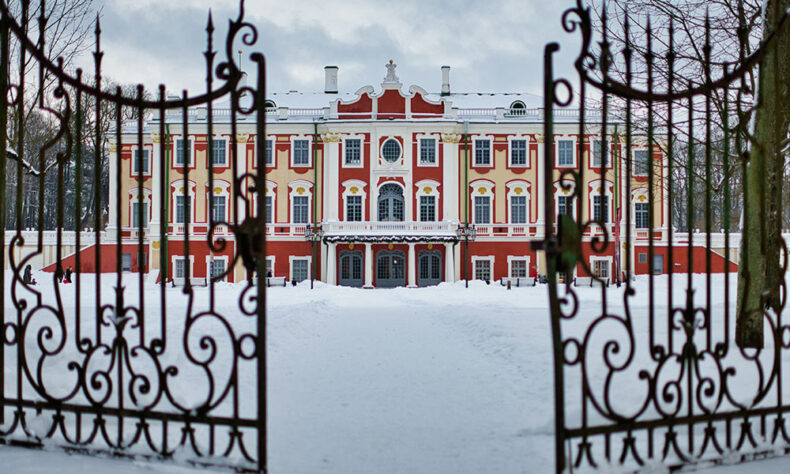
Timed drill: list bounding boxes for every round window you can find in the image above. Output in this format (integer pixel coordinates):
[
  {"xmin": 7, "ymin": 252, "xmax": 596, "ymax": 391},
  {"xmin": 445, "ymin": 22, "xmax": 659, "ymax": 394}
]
[{"xmin": 381, "ymin": 138, "xmax": 401, "ymax": 163}]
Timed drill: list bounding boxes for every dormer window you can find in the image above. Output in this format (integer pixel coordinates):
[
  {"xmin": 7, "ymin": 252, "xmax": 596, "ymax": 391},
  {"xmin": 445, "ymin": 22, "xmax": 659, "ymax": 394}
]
[
  {"xmin": 264, "ymin": 100, "xmax": 276, "ymax": 109},
  {"xmin": 509, "ymin": 100, "xmax": 526, "ymax": 116}
]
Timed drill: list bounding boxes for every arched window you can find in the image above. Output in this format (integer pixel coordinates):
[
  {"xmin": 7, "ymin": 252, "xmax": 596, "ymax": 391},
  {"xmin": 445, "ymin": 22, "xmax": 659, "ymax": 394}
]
[
  {"xmin": 377, "ymin": 183, "xmax": 404, "ymax": 221},
  {"xmin": 509, "ymin": 100, "xmax": 526, "ymax": 116}
]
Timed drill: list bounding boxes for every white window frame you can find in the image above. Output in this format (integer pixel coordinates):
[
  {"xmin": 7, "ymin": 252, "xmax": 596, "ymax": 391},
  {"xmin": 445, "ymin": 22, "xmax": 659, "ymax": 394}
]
[
  {"xmin": 264, "ymin": 137, "xmax": 275, "ymax": 167},
  {"xmin": 591, "ymin": 138, "xmax": 611, "ymax": 168},
  {"xmin": 171, "ymin": 180, "xmax": 196, "ymax": 225},
  {"xmin": 472, "ymin": 137, "xmax": 493, "ymax": 167},
  {"xmin": 264, "ymin": 180, "xmax": 277, "ymax": 224},
  {"xmin": 342, "ymin": 179, "xmax": 368, "ymax": 222},
  {"xmin": 209, "ymin": 137, "xmax": 229, "ymax": 167},
  {"xmin": 289, "ymin": 256, "xmax": 312, "ymax": 283},
  {"xmin": 128, "ymin": 188, "xmax": 152, "ymax": 228},
  {"xmin": 265, "ymin": 256, "xmax": 276, "ymax": 277},
  {"xmin": 506, "ymin": 181, "xmax": 530, "ymax": 224},
  {"xmin": 342, "ymin": 135, "xmax": 364, "ymax": 168},
  {"xmin": 174, "ymin": 137, "xmax": 194, "ymax": 167},
  {"xmin": 131, "ymin": 146, "xmax": 151, "ymax": 175},
  {"xmin": 590, "ymin": 256, "xmax": 612, "ymax": 280},
  {"xmin": 290, "ymin": 136, "xmax": 313, "ymax": 168},
  {"xmin": 587, "ymin": 180, "xmax": 614, "ymax": 224},
  {"xmin": 380, "ymin": 137, "xmax": 403, "ymax": 164},
  {"xmin": 288, "ymin": 180, "xmax": 313, "ymax": 224},
  {"xmin": 508, "ymin": 136, "xmax": 530, "ymax": 167},
  {"xmin": 470, "ymin": 179, "xmax": 495, "ymax": 224},
  {"xmin": 414, "ymin": 179, "xmax": 440, "ymax": 222},
  {"xmin": 206, "ymin": 180, "xmax": 232, "ymax": 224},
  {"xmin": 171, "ymin": 255, "xmax": 195, "ymax": 280},
  {"xmin": 507, "ymin": 255, "xmax": 531, "ymax": 278},
  {"xmin": 553, "ymin": 180, "xmax": 576, "ymax": 221},
  {"xmin": 417, "ymin": 135, "xmax": 438, "ymax": 167},
  {"xmin": 555, "ymin": 137, "xmax": 577, "ymax": 167},
  {"xmin": 206, "ymin": 255, "xmax": 229, "ymax": 282},
  {"xmin": 471, "ymin": 255, "xmax": 495, "ymax": 281}
]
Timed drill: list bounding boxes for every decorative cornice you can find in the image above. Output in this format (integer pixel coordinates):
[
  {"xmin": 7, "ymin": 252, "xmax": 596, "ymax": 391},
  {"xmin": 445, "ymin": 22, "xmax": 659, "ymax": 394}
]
[{"xmin": 534, "ymin": 133, "xmax": 544, "ymax": 144}]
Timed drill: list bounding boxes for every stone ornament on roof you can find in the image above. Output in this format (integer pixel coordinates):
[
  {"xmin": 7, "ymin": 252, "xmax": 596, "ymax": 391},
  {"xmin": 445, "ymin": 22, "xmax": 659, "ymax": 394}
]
[{"xmin": 382, "ymin": 59, "xmax": 401, "ymax": 88}]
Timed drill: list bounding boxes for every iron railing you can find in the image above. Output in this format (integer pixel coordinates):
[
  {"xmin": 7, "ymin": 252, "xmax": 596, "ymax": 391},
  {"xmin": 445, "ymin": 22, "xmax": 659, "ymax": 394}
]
[
  {"xmin": 539, "ymin": 1, "xmax": 790, "ymax": 472},
  {"xmin": 0, "ymin": 1, "xmax": 268, "ymax": 472}
]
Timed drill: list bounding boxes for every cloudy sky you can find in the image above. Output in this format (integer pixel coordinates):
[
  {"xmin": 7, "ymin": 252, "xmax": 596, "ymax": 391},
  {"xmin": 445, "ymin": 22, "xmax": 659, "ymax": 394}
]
[{"xmin": 76, "ymin": 0, "xmax": 584, "ymax": 98}]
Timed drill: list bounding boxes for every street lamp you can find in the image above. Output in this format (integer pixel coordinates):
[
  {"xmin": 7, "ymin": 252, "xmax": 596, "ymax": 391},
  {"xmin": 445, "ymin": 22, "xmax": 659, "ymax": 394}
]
[
  {"xmin": 304, "ymin": 224, "xmax": 324, "ymax": 289},
  {"xmin": 455, "ymin": 223, "xmax": 477, "ymax": 288}
]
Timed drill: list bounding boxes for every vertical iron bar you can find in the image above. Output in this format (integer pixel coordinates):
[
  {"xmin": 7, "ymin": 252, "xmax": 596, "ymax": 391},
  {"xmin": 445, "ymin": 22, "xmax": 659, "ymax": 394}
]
[
  {"xmin": 685, "ymin": 80, "xmax": 695, "ymax": 456},
  {"xmin": 0, "ymin": 4, "xmax": 8, "ymax": 426},
  {"xmin": 646, "ymin": 17, "xmax": 657, "ymax": 358},
  {"xmin": 544, "ymin": 42, "xmax": 564, "ymax": 474},
  {"xmin": 94, "ymin": 16, "xmax": 103, "ymax": 344},
  {"xmin": 205, "ymin": 12, "xmax": 215, "ymax": 309},
  {"xmin": 158, "ymin": 86, "xmax": 168, "ymax": 351},
  {"xmin": 182, "ymin": 90, "xmax": 191, "ymax": 299},
  {"xmin": 666, "ymin": 18, "xmax": 675, "ymax": 355},
  {"xmin": 703, "ymin": 13, "xmax": 713, "ymax": 352},
  {"xmin": 115, "ymin": 86, "xmax": 124, "ymax": 448},
  {"xmin": 75, "ymin": 70, "xmax": 84, "ymax": 353}
]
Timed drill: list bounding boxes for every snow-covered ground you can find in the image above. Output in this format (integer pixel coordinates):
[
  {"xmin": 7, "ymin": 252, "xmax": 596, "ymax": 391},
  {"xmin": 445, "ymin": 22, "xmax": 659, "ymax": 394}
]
[{"xmin": 2, "ymin": 271, "xmax": 790, "ymax": 473}]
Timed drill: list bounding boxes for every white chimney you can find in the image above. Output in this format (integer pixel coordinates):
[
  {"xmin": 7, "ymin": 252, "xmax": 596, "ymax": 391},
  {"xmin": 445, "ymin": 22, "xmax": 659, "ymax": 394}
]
[
  {"xmin": 325, "ymin": 66, "xmax": 338, "ymax": 94},
  {"xmin": 441, "ymin": 65, "xmax": 450, "ymax": 96}
]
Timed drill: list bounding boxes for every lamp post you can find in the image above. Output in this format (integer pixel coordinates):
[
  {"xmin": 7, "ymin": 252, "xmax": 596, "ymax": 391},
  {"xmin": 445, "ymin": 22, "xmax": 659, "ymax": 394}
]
[
  {"xmin": 455, "ymin": 223, "xmax": 477, "ymax": 288},
  {"xmin": 304, "ymin": 224, "xmax": 324, "ymax": 289}
]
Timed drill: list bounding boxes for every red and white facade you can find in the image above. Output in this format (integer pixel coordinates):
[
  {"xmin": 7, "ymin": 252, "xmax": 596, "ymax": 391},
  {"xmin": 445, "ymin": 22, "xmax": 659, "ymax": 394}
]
[{"xmin": 91, "ymin": 62, "xmax": 736, "ymax": 287}]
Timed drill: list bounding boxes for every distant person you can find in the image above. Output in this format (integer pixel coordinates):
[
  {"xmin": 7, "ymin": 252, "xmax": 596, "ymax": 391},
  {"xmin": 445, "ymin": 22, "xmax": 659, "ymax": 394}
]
[
  {"xmin": 56, "ymin": 267, "xmax": 64, "ymax": 283},
  {"xmin": 64, "ymin": 266, "xmax": 73, "ymax": 284},
  {"xmin": 23, "ymin": 264, "xmax": 32, "ymax": 285}
]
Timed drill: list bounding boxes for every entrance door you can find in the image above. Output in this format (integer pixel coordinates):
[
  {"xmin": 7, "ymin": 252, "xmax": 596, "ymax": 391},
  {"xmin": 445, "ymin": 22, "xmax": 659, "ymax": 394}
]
[
  {"xmin": 376, "ymin": 250, "xmax": 405, "ymax": 287},
  {"xmin": 652, "ymin": 254, "xmax": 664, "ymax": 274},
  {"xmin": 338, "ymin": 251, "xmax": 363, "ymax": 287},
  {"xmin": 418, "ymin": 250, "xmax": 442, "ymax": 287}
]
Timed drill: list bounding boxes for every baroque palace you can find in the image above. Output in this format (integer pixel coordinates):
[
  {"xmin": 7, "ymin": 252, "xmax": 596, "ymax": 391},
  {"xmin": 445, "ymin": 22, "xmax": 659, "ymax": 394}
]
[{"xmin": 56, "ymin": 62, "xmax": 732, "ymax": 287}]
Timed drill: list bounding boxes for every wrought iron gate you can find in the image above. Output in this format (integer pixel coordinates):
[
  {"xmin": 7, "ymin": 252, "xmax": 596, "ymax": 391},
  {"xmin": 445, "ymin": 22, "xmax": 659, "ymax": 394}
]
[
  {"xmin": 0, "ymin": 1, "xmax": 268, "ymax": 472},
  {"xmin": 540, "ymin": 1, "xmax": 790, "ymax": 472}
]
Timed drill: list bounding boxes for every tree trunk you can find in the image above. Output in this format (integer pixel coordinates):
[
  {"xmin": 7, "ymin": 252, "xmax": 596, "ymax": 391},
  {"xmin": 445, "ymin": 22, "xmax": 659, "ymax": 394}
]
[{"xmin": 737, "ymin": 0, "xmax": 790, "ymax": 348}]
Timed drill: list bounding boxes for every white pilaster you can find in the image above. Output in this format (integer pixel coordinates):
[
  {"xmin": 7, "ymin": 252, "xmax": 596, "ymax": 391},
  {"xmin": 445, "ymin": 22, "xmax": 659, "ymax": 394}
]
[
  {"xmin": 322, "ymin": 133, "xmax": 341, "ymax": 221},
  {"xmin": 364, "ymin": 243, "xmax": 374, "ymax": 288},
  {"xmin": 150, "ymin": 137, "xmax": 162, "ymax": 230},
  {"xmin": 235, "ymin": 135, "xmax": 248, "ymax": 223},
  {"xmin": 326, "ymin": 242, "xmax": 337, "ymax": 285},
  {"xmin": 107, "ymin": 143, "xmax": 119, "ymax": 242},
  {"xmin": 453, "ymin": 241, "xmax": 462, "ymax": 281},
  {"xmin": 444, "ymin": 243, "xmax": 454, "ymax": 283},
  {"xmin": 441, "ymin": 134, "xmax": 461, "ymax": 222},
  {"xmin": 536, "ymin": 136, "xmax": 546, "ymax": 238},
  {"xmin": 407, "ymin": 242, "xmax": 416, "ymax": 287}
]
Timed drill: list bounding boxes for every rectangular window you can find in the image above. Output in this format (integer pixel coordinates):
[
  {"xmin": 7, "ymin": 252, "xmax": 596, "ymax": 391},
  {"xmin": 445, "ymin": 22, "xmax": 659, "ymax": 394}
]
[
  {"xmin": 474, "ymin": 196, "xmax": 490, "ymax": 224},
  {"xmin": 293, "ymin": 139, "xmax": 310, "ymax": 166},
  {"xmin": 293, "ymin": 195, "xmax": 309, "ymax": 223},
  {"xmin": 634, "ymin": 150, "xmax": 649, "ymax": 176},
  {"xmin": 211, "ymin": 140, "xmax": 227, "ymax": 166},
  {"xmin": 292, "ymin": 259, "xmax": 309, "ymax": 282},
  {"xmin": 345, "ymin": 139, "xmax": 361, "ymax": 165},
  {"xmin": 265, "ymin": 195, "xmax": 273, "ymax": 223},
  {"xmin": 175, "ymin": 195, "xmax": 191, "ymax": 224},
  {"xmin": 474, "ymin": 139, "xmax": 490, "ymax": 166},
  {"xmin": 175, "ymin": 258, "xmax": 186, "ymax": 279},
  {"xmin": 638, "ymin": 252, "xmax": 648, "ymax": 263},
  {"xmin": 210, "ymin": 259, "xmax": 225, "ymax": 279},
  {"xmin": 211, "ymin": 195, "xmax": 226, "ymax": 223},
  {"xmin": 265, "ymin": 258, "xmax": 274, "ymax": 276},
  {"xmin": 557, "ymin": 195, "xmax": 569, "ymax": 217},
  {"xmin": 132, "ymin": 202, "xmax": 148, "ymax": 228},
  {"xmin": 419, "ymin": 138, "xmax": 436, "ymax": 164},
  {"xmin": 558, "ymin": 140, "xmax": 574, "ymax": 166},
  {"xmin": 635, "ymin": 202, "xmax": 649, "ymax": 229},
  {"xmin": 510, "ymin": 139, "xmax": 527, "ymax": 166},
  {"xmin": 346, "ymin": 195, "xmax": 362, "ymax": 221},
  {"xmin": 133, "ymin": 149, "xmax": 149, "ymax": 174},
  {"xmin": 419, "ymin": 195, "xmax": 436, "ymax": 222},
  {"xmin": 511, "ymin": 259, "xmax": 527, "ymax": 278},
  {"xmin": 474, "ymin": 260, "xmax": 491, "ymax": 281},
  {"xmin": 175, "ymin": 139, "xmax": 191, "ymax": 166},
  {"xmin": 593, "ymin": 195, "xmax": 609, "ymax": 223},
  {"xmin": 592, "ymin": 140, "xmax": 610, "ymax": 168},
  {"xmin": 265, "ymin": 139, "xmax": 273, "ymax": 166},
  {"xmin": 593, "ymin": 260, "xmax": 609, "ymax": 279},
  {"xmin": 510, "ymin": 195, "xmax": 527, "ymax": 224}
]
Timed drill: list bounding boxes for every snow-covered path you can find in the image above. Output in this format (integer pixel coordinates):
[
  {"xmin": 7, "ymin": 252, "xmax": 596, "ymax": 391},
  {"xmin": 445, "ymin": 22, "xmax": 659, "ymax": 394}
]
[{"xmin": 268, "ymin": 290, "xmax": 540, "ymax": 473}]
